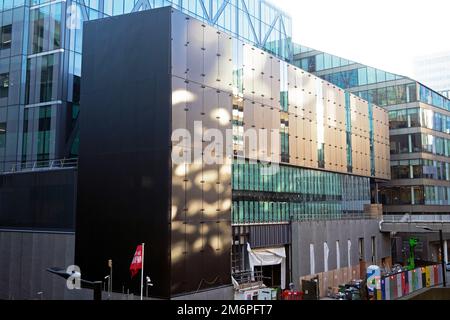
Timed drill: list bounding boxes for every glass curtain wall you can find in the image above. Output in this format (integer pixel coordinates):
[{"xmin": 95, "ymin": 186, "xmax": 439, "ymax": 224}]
[{"xmin": 232, "ymin": 160, "xmax": 370, "ymax": 224}]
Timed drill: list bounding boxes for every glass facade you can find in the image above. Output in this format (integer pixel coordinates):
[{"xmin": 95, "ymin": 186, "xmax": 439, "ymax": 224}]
[
  {"xmin": 294, "ymin": 44, "xmax": 450, "ymax": 212},
  {"xmin": 419, "ymin": 84, "xmax": 450, "ymax": 112},
  {"xmin": 0, "ymin": 0, "xmax": 292, "ymax": 172},
  {"xmin": 389, "ymin": 107, "xmax": 450, "ymax": 133},
  {"xmin": 390, "ymin": 133, "xmax": 450, "ymax": 157},
  {"xmin": 390, "ymin": 159, "xmax": 450, "ymax": 181},
  {"xmin": 170, "ymin": 13, "xmax": 390, "ymax": 228},
  {"xmin": 382, "ymin": 185, "xmax": 450, "ymax": 206},
  {"xmin": 232, "ymin": 160, "xmax": 371, "ymax": 224},
  {"xmin": 353, "ymin": 84, "xmax": 417, "ymax": 107},
  {"xmin": 295, "ymin": 53, "xmax": 450, "ymax": 112}
]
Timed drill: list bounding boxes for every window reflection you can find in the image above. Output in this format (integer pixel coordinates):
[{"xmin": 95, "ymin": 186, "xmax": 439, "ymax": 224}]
[
  {"xmin": 390, "ymin": 159, "xmax": 450, "ymax": 181},
  {"xmin": 0, "ymin": 122, "xmax": 6, "ymax": 148},
  {"xmin": 0, "ymin": 73, "xmax": 9, "ymax": 98},
  {"xmin": 232, "ymin": 160, "xmax": 371, "ymax": 223},
  {"xmin": 382, "ymin": 185, "xmax": 450, "ymax": 206},
  {"xmin": 0, "ymin": 24, "xmax": 12, "ymax": 50},
  {"xmin": 390, "ymin": 135, "xmax": 409, "ymax": 154}
]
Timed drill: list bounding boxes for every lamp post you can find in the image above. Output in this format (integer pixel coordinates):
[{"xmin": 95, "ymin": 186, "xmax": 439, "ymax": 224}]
[
  {"xmin": 416, "ymin": 226, "xmax": 446, "ymax": 287},
  {"xmin": 104, "ymin": 275, "xmax": 110, "ymax": 293},
  {"xmin": 46, "ymin": 267, "xmax": 103, "ymax": 300},
  {"xmin": 145, "ymin": 276, "xmax": 153, "ymax": 298},
  {"xmin": 108, "ymin": 259, "xmax": 113, "ymax": 296}
]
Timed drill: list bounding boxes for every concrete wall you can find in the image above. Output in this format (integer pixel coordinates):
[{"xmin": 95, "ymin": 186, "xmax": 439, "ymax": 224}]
[
  {"xmin": 291, "ymin": 219, "xmax": 391, "ymax": 289},
  {"xmin": 393, "ymin": 232, "xmax": 450, "ymax": 264},
  {"xmin": 0, "ymin": 230, "xmax": 90, "ymax": 300}
]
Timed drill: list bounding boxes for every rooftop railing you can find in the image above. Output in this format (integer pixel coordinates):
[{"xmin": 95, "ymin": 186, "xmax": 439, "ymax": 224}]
[
  {"xmin": 1, "ymin": 158, "xmax": 78, "ymax": 175},
  {"xmin": 382, "ymin": 214, "xmax": 450, "ymax": 224}
]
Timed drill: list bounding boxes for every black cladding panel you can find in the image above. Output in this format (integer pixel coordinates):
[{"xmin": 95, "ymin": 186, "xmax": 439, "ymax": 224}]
[
  {"xmin": 76, "ymin": 8, "xmax": 172, "ymax": 298},
  {"xmin": 0, "ymin": 169, "xmax": 77, "ymax": 231}
]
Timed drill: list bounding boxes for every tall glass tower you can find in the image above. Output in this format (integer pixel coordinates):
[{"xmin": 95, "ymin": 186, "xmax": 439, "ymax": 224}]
[{"xmin": 0, "ymin": 0, "xmax": 292, "ymax": 172}]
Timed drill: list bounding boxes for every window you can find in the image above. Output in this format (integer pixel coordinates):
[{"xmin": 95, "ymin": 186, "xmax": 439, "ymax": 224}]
[
  {"xmin": 358, "ymin": 68, "xmax": 367, "ymax": 86},
  {"xmin": 407, "ymin": 83, "xmax": 417, "ymax": 103},
  {"xmin": 336, "ymin": 240, "xmax": 340, "ymax": 269},
  {"xmin": 376, "ymin": 88, "xmax": 387, "ymax": 106},
  {"xmin": 347, "ymin": 239, "xmax": 352, "ymax": 267},
  {"xmin": 31, "ymin": 4, "xmax": 62, "ymax": 54},
  {"xmin": 408, "ymin": 108, "xmax": 420, "ymax": 127},
  {"xmin": 0, "ymin": 122, "xmax": 5, "ymax": 148},
  {"xmin": 389, "ymin": 110, "xmax": 407, "ymax": 129},
  {"xmin": 324, "ymin": 242, "xmax": 329, "ymax": 272},
  {"xmin": 413, "ymin": 186, "xmax": 424, "ymax": 205},
  {"xmin": 391, "ymin": 161, "xmax": 410, "ymax": 179},
  {"xmin": 380, "ymin": 187, "xmax": 414, "ymax": 205},
  {"xmin": 358, "ymin": 238, "xmax": 364, "ymax": 261},
  {"xmin": 390, "ymin": 134, "xmax": 409, "ymax": 154},
  {"xmin": 386, "ymin": 72, "xmax": 396, "ymax": 81},
  {"xmin": 40, "ymin": 55, "xmax": 54, "ymax": 102},
  {"xmin": 412, "ymin": 160, "xmax": 423, "ymax": 179},
  {"xmin": 395, "ymin": 85, "xmax": 407, "ymax": 104},
  {"xmin": 421, "ymin": 109, "xmax": 433, "ymax": 129},
  {"xmin": 376, "ymin": 69, "xmax": 386, "ymax": 83},
  {"xmin": 324, "ymin": 54, "xmax": 332, "ymax": 69},
  {"xmin": 37, "ymin": 106, "xmax": 51, "ymax": 161},
  {"xmin": 387, "ymin": 86, "xmax": 397, "ymax": 105},
  {"xmin": 332, "ymin": 55, "xmax": 340, "ymax": 68},
  {"xmin": 316, "ymin": 54, "xmax": 324, "ymax": 71},
  {"xmin": 310, "ymin": 244, "xmax": 315, "ymax": 275},
  {"xmin": 0, "ymin": 73, "xmax": 9, "ymax": 98},
  {"xmin": 371, "ymin": 236, "xmax": 376, "ymax": 264},
  {"xmin": 420, "ymin": 134, "xmax": 433, "ymax": 153},
  {"xmin": 436, "ymin": 137, "xmax": 445, "ymax": 156},
  {"xmin": 0, "ymin": 24, "xmax": 12, "ymax": 50},
  {"xmin": 434, "ymin": 113, "xmax": 443, "ymax": 132},
  {"xmin": 367, "ymin": 67, "xmax": 376, "ymax": 84}
]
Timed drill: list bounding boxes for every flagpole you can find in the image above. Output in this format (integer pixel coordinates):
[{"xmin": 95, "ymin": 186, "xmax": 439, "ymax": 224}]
[{"xmin": 141, "ymin": 243, "xmax": 145, "ymax": 300}]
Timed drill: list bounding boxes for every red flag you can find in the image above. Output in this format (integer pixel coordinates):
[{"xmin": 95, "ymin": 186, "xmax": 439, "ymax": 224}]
[{"xmin": 130, "ymin": 244, "xmax": 143, "ymax": 279}]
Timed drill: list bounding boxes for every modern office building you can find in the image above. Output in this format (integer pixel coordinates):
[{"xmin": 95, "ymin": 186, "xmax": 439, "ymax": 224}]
[
  {"xmin": 0, "ymin": 1, "xmax": 391, "ymax": 300},
  {"xmin": 294, "ymin": 45, "xmax": 450, "ymax": 267},
  {"xmin": 414, "ymin": 51, "xmax": 450, "ymax": 97},
  {"xmin": 294, "ymin": 45, "xmax": 450, "ymax": 216},
  {"xmin": 0, "ymin": 0, "xmax": 291, "ymax": 300},
  {"xmin": 77, "ymin": 7, "xmax": 391, "ymax": 298},
  {"xmin": 0, "ymin": 0, "xmax": 292, "ymax": 174}
]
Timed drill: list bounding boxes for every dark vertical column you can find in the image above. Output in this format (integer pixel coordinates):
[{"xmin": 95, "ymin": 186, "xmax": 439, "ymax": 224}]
[{"xmin": 76, "ymin": 8, "xmax": 172, "ymax": 298}]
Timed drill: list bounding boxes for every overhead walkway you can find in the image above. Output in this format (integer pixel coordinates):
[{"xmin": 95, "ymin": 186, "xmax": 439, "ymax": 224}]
[{"xmin": 380, "ymin": 214, "xmax": 450, "ymax": 233}]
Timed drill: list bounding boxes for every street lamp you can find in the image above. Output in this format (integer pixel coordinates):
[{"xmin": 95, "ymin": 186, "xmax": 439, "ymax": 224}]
[
  {"xmin": 146, "ymin": 276, "xmax": 153, "ymax": 298},
  {"xmin": 104, "ymin": 275, "xmax": 110, "ymax": 294},
  {"xmin": 416, "ymin": 226, "xmax": 447, "ymax": 287},
  {"xmin": 46, "ymin": 267, "xmax": 103, "ymax": 300}
]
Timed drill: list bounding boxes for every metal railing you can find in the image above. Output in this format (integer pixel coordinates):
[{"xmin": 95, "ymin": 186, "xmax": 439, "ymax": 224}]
[
  {"xmin": 382, "ymin": 214, "xmax": 450, "ymax": 224},
  {"xmin": 1, "ymin": 158, "xmax": 78, "ymax": 174},
  {"xmin": 232, "ymin": 270, "xmax": 266, "ymax": 290},
  {"xmin": 232, "ymin": 212, "xmax": 381, "ymax": 226}
]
